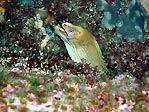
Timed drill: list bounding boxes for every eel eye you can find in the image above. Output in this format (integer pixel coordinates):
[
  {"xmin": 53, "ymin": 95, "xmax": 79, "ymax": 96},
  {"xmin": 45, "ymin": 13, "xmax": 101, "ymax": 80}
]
[{"xmin": 68, "ymin": 28, "xmax": 74, "ymax": 33}]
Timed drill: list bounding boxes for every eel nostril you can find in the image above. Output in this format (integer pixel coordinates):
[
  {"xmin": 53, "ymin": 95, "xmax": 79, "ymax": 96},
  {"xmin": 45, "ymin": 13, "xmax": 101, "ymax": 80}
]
[{"xmin": 62, "ymin": 23, "xmax": 66, "ymax": 27}]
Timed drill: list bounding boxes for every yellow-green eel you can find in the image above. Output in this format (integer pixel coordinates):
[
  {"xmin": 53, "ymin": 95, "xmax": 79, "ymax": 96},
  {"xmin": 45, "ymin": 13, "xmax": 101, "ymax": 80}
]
[{"xmin": 54, "ymin": 22, "xmax": 109, "ymax": 72}]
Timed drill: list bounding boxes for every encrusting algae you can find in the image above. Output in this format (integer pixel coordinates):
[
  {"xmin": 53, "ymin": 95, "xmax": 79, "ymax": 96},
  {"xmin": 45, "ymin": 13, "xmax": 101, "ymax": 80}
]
[{"xmin": 54, "ymin": 22, "xmax": 109, "ymax": 72}]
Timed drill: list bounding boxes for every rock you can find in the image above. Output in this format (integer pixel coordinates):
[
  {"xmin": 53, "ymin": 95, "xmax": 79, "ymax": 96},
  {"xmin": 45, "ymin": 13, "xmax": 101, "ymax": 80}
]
[
  {"xmin": 140, "ymin": 0, "xmax": 149, "ymax": 13},
  {"xmin": 96, "ymin": 0, "xmax": 147, "ymax": 41}
]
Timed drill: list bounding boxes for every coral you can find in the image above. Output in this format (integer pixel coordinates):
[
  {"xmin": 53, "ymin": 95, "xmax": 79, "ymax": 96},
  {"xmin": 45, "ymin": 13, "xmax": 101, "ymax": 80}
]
[
  {"xmin": 51, "ymin": 0, "xmax": 103, "ymax": 32},
  {"xmin": 103, "ymin": 38, "xmax": 149, "ymax": 79}
]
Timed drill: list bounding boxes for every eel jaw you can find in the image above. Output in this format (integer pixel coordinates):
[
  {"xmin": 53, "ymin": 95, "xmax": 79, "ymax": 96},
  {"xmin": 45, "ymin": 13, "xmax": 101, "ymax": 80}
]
[{"xmin": 54, "ymin": 26, "xmax": 70, "ymax": 43}]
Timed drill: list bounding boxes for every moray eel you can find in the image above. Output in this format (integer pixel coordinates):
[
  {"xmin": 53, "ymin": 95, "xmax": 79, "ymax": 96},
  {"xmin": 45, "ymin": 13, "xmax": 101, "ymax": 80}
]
[{"xmin": 54, "ymin": 22, "xmax": 109, "ymax": 72}]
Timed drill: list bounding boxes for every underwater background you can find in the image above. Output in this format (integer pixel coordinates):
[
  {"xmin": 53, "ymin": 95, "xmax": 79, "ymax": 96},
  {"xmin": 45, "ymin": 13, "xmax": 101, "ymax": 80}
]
[{"xmin": 0, "ymin": 0, "xmax": 149, "ymax": 111}]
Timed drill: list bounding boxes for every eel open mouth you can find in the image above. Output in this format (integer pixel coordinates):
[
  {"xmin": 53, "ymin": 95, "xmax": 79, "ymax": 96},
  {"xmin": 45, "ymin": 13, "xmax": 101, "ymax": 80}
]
[
  {"xmin": 54, "ymin": 25, "xmax": 68, "ymax": 37},
  {"xmin": 54, "ymin": 25, "xmax": 71, "ymax": 44}
]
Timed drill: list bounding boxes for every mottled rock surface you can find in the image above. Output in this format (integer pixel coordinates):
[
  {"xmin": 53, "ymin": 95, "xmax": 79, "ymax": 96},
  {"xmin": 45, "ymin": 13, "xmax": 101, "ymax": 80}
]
[
  {"xmin": 140, "ymin": 0, "xmax": 149, "ymax": 13},
  {"xmin": 96, "ymin": 0, "xmax": 147, "ymax": 41}
]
